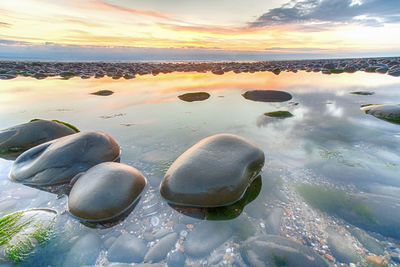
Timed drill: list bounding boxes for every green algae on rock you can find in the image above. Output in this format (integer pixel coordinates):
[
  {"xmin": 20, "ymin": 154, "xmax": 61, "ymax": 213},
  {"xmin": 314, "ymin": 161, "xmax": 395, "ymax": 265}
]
[
  {"xmin": 0, "ymin": 209, "xmax": 56, "ymax": 264},
  {"xmin": 297, "ymin": 184, "xmax": 375, "ymax": 223},
  {"xmin": 90, "ymin": 90, "xmax": 114, "ymax": 96},
  {"xmin": 68, "ymin": 162, "xmax": 147, "ymax": 223},
  {"xmin": 361, "ymin": 104, "xmax": 400, "ymax": 124},
  {"xmin": 350, "ymin": 91, "xmax": 374, "ymax": 95},
  {"xmin": 160, "ymin": 134, "xmax": 265, "ymax": 207},
  {"xmin": 178, "ymin": 92, "xmax": 210, "ymax": 102},
  {"xmin": 9, "ymin": 131, "xmax": 120, "ymax": 185},
  {"xmin": 242, "ymin": 90, "xmax": 292, "ymax": 102},
  {"xmin": 0, "ymin": 119, "xmax": 78, "ymax": 160},
  {"xmin": 264, "ymin": 111, "xmax": 294, "ymax": 118}
]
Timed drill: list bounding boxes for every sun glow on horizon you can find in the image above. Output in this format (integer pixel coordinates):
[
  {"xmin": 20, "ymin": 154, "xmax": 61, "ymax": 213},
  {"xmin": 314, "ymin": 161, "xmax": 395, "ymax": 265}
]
[{"xmin": 1, "ymin": 0, "xmax": 400, "ymax": 58}]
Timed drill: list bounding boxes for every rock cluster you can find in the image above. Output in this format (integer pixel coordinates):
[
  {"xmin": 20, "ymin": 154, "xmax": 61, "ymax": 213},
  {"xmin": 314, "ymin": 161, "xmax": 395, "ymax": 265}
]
[
  {"xmin": 4, "ymin": 121, "xmax": 147, "ymax": 226},
  {"xmin": 0, "ymin": 57, "xmax": 399, "ymax": 80}
]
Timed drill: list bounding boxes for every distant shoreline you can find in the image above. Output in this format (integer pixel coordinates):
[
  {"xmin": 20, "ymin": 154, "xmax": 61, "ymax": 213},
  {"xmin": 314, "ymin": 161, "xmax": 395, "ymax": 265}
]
[{"xmin": 1, "ymin": 56, "xmax": 399, "ymax": 80}]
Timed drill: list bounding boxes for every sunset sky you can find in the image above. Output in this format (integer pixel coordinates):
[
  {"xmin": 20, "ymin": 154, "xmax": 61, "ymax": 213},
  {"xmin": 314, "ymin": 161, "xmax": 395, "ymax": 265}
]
[{"xmin": 1, "ymin": 0, "xmax": 400, "ymax": 60}]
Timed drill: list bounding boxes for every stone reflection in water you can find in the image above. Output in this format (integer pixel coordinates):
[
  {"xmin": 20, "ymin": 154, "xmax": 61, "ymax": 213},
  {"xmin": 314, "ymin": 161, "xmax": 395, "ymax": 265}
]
[{"xmin": 170, "ymin": 176, "xmax": 262, "ymax": 220}]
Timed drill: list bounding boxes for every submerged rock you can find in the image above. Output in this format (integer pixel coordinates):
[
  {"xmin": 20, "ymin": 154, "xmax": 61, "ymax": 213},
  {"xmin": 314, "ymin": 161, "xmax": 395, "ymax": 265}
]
[
  {"xmin": 327, "ymin": 228, "xmax": 361, "ymax": 264},
  {"xmin": 241, "ymin": 235, "xmax": 329, "ymax": 267},
  {"xmin": 10, "ymin": 131, "xmax": 120, "ymax": 185},
  {"xmin": 107, "ymin": 234, "xmax": 148, "ymax": 263},
  {"xmin": 160, "ymin": 134, "xmax": 264, "ymax": 207},
  {"xmin": 297, "ymin": 184, "xmax": 400, "ymax": 239},
  {"xmin": 242, "ymin": 90, "xmax": 292, "ymax": 102},
  {"xmin": 0, "ymin": 208, "xmax": 57, "ymax": 264},
  {"xmin": 183, "ymin": 222, "xmax": 233, "ymax": 258},
  {"xmin": 65, "ymin": 233, "xmax": 101, "ymax": 267},
  {"xmin": 178, "ymin": 92, "xmax": 210, "ymax": 102},
  {"xmin": 361, "ymin": 104, "xmax": 400, "ymax": 124},
  {"xmin": 68, "ymin": 162, "xmax": 147, "ymax": 223},
  {"xmin": 0, "ymin": 119, "xmax": 78, "ymax": 160},
  {"xmin": 167, "ymin": 251, "xmax": 186, "ymax": 267},
  {"xmin": 144, "ymin": 233, "xmax": 178, "ymax": 263},
  {"xmin": 90, "ymin": 90, "xmax": 114, "ymax": 96}
]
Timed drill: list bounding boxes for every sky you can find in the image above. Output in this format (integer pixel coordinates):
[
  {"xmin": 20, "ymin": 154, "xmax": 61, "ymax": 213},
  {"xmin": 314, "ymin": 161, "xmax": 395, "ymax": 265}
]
[{"xmin": 1, "ymin": 0, "xmax": 400, "ymax": 60}]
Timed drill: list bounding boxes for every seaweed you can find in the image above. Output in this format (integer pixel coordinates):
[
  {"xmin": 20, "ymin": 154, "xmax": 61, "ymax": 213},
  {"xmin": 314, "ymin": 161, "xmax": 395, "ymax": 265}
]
[
  {"xmin": 273, "ymin": 254, "xmax": 289, "ymax": 267},
  {"xmin": 29, "ymin": 119, "xmax": 80, "ymax": 132},
  {"xmin": 296, "ymin": 184, "xmax": 375, "ymax": 224}
]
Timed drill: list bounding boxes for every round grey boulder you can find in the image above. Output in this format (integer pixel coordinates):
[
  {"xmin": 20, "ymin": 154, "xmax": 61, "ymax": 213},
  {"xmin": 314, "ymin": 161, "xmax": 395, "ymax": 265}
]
[
  {"xmin": 160, "ymin": 134, "xmax": 264, "ymax": 207},
  {"xmin": 68, "ymin": 162, "xmax": 147, "ymax": 222},
  {"xmin": 9, "ymin": 131, "xmax": 120, "ymax": 185},
  {"xmin": 0, "ymin": 119, "xmax": 78, "ymax": 159},
  {"xmin": 361, "ymin": 104, "xmax": 400, "ymax": 124}
]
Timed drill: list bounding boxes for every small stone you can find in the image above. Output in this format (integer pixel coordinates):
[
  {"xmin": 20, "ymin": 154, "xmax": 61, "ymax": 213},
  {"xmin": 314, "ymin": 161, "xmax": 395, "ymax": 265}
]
[
  {"xmin": 90, "ymin": 90, "xmax": 114, "ymax": 96},
  {"xmin": 144, "ymin": 233, "xmax": 178, "ymax": 263},
  {"xmin": 242, "ymin": 90, "xmax": 292, "ymax": 102},
  {"xmin": 65, "ymin": 233, "xmax": 101, "ymax": 267},
  {"xmin": 107, "ymin": 234, "xmax": 148, "ymax": 263},
  {"xmin": 167, "ymin": 250, "xmax": 186, "ymax": 267},
  {"xmin": 178, "ymin": 92, "xmax": 210, "ymax": 102},
  {"xmin": 325, "ymin": 254, "xmax": 334, "ymax": 261}
]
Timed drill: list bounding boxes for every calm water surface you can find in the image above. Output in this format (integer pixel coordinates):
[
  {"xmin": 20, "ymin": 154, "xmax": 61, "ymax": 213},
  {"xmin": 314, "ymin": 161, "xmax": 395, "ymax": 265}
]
[{"xmin": 1, "ymin": 71, "xmax": 400, "ymax": 266}]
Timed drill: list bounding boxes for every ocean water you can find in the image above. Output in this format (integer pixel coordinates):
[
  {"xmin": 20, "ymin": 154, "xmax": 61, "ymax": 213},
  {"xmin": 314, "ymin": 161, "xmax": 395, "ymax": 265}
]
[{"xmin": 0, "ymin": 70, "xmax": 399, "ymax": 266}]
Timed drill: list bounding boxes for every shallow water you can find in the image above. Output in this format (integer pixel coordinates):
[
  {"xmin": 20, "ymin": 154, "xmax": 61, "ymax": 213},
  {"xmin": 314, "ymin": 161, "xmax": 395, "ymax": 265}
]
[{"xmin": 1, "ymin": 71, "xmax": 400, "ymax": 266}]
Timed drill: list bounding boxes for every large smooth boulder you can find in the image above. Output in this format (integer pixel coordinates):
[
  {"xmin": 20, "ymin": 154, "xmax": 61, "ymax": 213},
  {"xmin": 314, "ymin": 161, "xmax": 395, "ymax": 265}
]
[
  {"xmin": 9, "ymin": 131, "xmax": 120, "ymax": 185},
  {"xmin": 0, "ymin": 119, "xmax": 78, "ymax": 159},
  {"xmin": 241, "ymin": 235, "xmax": 329, "ymax": 267},
  {"xmin": 361, "ymin": 104, "xmax": 400, "ymax": 124},
  {"xmin": 160, "ymin": 134, "xmax": 264, "ymax": 207},
  {"xmin": 0, "ymin": 208, "xmax": 57, "ymax": 264},
  {"xmin": 242, "ymin": 90, "xmax": 292, "ymax": 102},
  {"xmin": 68, "ymin": 162, "xmax": 147, "ymax": 222}
]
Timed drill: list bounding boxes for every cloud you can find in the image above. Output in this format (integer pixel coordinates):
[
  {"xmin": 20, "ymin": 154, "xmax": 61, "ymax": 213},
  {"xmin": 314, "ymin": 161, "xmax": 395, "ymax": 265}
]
[
  {"xmin": 250, "ymin": 0, "xmax": 400, "ymax": 28},
  {"xmin": 0, "ymin": 22, "xmax": 10, "ymax": 27}
]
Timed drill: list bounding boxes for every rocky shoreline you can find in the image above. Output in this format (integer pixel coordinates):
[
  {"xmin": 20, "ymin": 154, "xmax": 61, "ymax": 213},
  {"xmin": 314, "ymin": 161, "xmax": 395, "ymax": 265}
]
[{"xmin": 0, "ymin": 57, "xmax": 399, "ymax": 80}]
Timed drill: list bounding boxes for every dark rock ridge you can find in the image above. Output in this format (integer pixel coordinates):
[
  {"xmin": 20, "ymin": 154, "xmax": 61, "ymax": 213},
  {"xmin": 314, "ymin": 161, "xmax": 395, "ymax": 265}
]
[
  {"xmin": 160, "ymin": 134, "xmax": 264, "ymax": 207},
  {"xmin": 241, "ymin": 235, "xmax": 329, "ymax": 267},
  {"xmin": 178, "ymin": 92, "xmax": 210, "ymax": 102},
  {"xmin": 9, "ymin": 131, "xmax": 120, "ymax": 185},
  {"xmin": 242, "ymin": 90, "xmax": 292, "ymax": 102},
  {"xmin": 0, "ymin": 119, "xmax": 78, "ymax": 159},
  {"xmin": 68, "ymin": 162, "xmax": 147, "ymax": 222},
  {"xmin": 1, "ymin": 57, "xmax": 399, "ymax": 79},
  {"xmin": 361, "ymin": 104, "xmax": 400, "ymax": 124}
]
